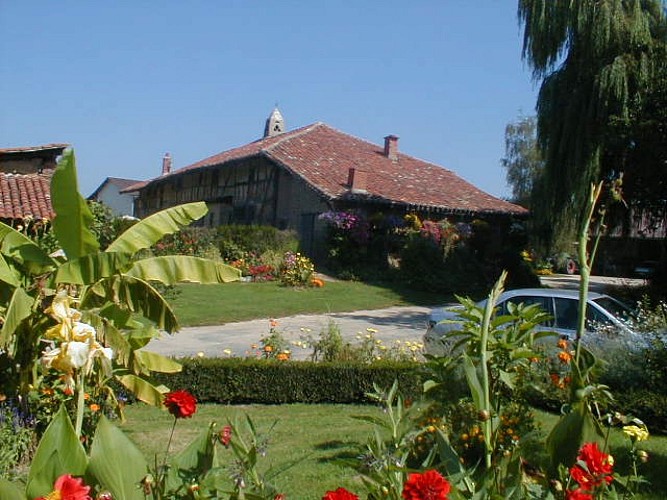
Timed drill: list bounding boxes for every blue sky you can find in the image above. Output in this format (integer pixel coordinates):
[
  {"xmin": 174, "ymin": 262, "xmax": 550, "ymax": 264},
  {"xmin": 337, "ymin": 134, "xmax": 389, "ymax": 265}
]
[{"xmin": 1, "ymin": 1, "xmax": 538, "ymax": 199}]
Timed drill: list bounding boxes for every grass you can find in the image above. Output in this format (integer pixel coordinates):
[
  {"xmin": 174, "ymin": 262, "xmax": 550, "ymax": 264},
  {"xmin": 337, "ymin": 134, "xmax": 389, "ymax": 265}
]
[
  {"xmin": 121, "ymin": 403, "xmax": 375, "ymax": 498},
  {"xmin": 121, "ymin": 403, "xmax": 667, "ymax": 499},
  {"xmin": 169, "ymin": 280, "xmax": 446, "ymax": 326}
]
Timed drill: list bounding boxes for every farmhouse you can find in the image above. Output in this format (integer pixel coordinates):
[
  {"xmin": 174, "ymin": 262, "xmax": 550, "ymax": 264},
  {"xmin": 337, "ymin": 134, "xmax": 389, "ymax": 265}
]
[
  {"xmin": 127, "ymin": 110, "xmax": 526, "ymax": 254},
  {"xmin": 0, "ymin": 143, "xmax": 68, "ymax": 223}
]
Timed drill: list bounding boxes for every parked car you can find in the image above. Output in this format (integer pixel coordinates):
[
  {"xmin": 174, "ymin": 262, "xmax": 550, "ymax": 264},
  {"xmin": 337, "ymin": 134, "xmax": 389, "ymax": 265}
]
[{"xmin": 423, "ymin": 288, "xmax": 636, "ymax": 356}]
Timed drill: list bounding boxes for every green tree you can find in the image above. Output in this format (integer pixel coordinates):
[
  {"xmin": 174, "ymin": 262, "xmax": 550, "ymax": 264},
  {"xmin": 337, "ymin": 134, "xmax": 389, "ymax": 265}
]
[
  {"xmin": 518, "ymin": 0, "xmax": 666, "ymax": 249},
  {"xmin": 500, "ymin": 115, "xmax": 543, "ymax": 208}
]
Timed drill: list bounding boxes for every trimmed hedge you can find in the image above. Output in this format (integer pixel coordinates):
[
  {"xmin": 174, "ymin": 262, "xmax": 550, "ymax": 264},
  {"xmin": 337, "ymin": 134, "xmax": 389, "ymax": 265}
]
[{"xmin": 154, "ymin": 358, "xmax": 424, "ymax": 404}]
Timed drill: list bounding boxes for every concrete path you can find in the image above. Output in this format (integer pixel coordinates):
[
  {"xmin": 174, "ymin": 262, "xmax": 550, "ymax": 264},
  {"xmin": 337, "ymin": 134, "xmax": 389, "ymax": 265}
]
[
  {"xmin": 144, "ymin": 305, "xmax": 431, "ymax": 360},
  {"xmin": 144, "ymin": 274, "xmax": 643, "ymax": 360}
]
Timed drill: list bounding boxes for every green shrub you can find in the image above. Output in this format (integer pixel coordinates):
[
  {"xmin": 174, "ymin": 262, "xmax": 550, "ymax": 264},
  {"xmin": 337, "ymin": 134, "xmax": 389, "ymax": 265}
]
[
  {"xmin": 216, "ymin": 225, "xmax": 298, "ymax": 258},
  {"xmin": 154, "ymin": 358, "xmax": 424, "ymax": 404},
  {"xmin": 0, "ymin": 401, "xmax": 36, "ymax": 480},
  {"xmin": 153, "ymin": 226, "xmax": 220, "ymax": 258}
]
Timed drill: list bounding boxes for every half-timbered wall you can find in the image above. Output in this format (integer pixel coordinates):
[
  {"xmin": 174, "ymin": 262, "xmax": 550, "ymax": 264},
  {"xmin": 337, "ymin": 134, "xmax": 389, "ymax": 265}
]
[{"xmin": 133, "ymin": 157, "xmax": 330, "ymax": 252}]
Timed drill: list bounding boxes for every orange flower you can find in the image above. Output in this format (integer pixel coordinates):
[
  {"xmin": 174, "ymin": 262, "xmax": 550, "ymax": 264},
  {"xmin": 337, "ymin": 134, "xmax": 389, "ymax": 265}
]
[
  {"xmin": 558, "ymin": 351, "xmax": 573, "ymax": 364},
  {"xmin": 276, "ymin": 352, "xmax": 290, "ymax": 361},
  {"xmin": 269, "ymin": 319, "xmax": 278, "ymax": 328},
  {"xmin": 310, "ymin": 278, "xmax": 325, "ymax": 287},
  {"xmin": 264, "ymin": 345, "xmax": 274, "ymax": 353},
  {"xmin": 557, "ymin": 338, "xmax": 569, "ymax": 349},
  {"xmin": 89, "ymin": 403, "xmax": 100, "ymax": 412}
]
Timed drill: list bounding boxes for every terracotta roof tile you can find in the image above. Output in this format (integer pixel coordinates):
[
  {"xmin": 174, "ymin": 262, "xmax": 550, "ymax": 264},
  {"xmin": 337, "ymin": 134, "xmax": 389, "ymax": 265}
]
[
  {"xmin": 0, "ymin": 170, "xmax": 54, "ymax": 220},
  {"xmin": 138, "ymin": 123, "xmax": 526, "ymax": 216}
]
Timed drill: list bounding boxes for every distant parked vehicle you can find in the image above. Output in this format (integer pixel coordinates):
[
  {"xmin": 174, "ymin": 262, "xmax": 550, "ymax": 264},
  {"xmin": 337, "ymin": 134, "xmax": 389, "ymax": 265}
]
[
  {"xmin": 423, "ymin": 288, "xmax": 636, "ymax": 356},
  {"xmin": 633, "ymin": 260, "xmax": 659, "ymax": 280}
]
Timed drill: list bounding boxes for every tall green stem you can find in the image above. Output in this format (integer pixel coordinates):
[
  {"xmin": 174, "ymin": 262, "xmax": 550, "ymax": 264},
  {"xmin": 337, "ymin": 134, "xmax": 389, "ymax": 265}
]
[
  {"xmin": 74, "ymin": 370, "xmax": 85, "ymax": 438},
  {"xmin": 480, "ymin": 271, "xmax": 507, "ymax": 470},
  {"xmin": 574, "ymin": 183, "xmax": 603, "ymax": 367}
]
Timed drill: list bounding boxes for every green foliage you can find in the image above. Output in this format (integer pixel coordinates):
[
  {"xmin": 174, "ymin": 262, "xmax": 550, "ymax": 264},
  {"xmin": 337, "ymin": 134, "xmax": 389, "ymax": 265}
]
[
  {"xmin": 519, "ymin": 0, "xmax": 667, "ymax": 248},
  {"xmin": 501, "ymin": 114, "xmax": 544, "ymax": 208},
  {"xmin": 154, "ymin": 358, "xmax": 424, "ymax": 404},
  {"xmin": 0, "ymin": 149, "xmax": 241, "ymax": 443},
  {"xmin": 216, "ymin": 224, "xmax": 298, "ymax": 260},
  {"xmin": 0, "ymin": 401, "xmax": 36, "ymax": 481},
  {"xmin": 278, "ymin": 251, "xmax": 314, "ymax": 286},
  {"xmin": 152, "ymin": 226, "xmax": 220, "ymax": 259}
]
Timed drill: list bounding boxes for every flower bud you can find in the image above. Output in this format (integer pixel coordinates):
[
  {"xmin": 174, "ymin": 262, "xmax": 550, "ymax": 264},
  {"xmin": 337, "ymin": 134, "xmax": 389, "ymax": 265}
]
[
  {"xmin": 637, "ymin": 450, "xmax": 649, "ymax": 463},
  {"xmin": 478, "ymin": 409, "xmax": 490, "ymax": 422}
]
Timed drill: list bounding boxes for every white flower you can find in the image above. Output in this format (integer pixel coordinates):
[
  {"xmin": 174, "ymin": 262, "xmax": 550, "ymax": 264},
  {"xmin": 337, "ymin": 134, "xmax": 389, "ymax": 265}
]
[
  {"xmin": 66, "ymin": 341, "xmax": 91, "ymax": 368},
  {"xmin": 72, "ymin": 322, "xmax": 96, "ymax": 342}
]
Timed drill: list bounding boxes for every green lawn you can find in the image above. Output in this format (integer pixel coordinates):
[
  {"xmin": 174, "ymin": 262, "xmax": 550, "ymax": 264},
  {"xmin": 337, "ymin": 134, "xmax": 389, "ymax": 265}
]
[
  {"xmin": 169, "ymin": 280, "xmax": 446, "ymax": 326},
  {"xmin": 121, "ymin": 403, "xmax": 667, "ymax": 499}
]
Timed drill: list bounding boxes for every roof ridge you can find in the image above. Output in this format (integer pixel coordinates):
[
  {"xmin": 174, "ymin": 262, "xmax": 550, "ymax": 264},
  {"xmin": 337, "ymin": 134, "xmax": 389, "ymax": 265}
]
[{"xmin": 261, "ymin": 122, "xmax": 324, "ymax": 152}]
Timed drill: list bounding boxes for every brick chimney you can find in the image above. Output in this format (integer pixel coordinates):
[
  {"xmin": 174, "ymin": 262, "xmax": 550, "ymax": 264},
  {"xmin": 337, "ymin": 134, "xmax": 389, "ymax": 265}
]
[
  {"xmin": 161, "ymin": 152, "xmax": 172, "ymax": 175},
  {"xmin": 347, "ymin": 168, "xmax": 368, "ymax": 192},
  {"xmin": 384, "ymin": 135, "xmax": 399, "ymax": 161}
]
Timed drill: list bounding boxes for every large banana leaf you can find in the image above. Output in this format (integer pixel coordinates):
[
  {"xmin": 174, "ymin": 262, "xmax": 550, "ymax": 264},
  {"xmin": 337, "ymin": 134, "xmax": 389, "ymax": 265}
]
[
  {"xmin": 88, "ymin": 415, "xmax": 148, "ymax": 500},
  {"xmin": 50, "ymin": 149, "xmax": 100, "ymax": 259},
  {"xmin": 106, "ymin": 202, "xmax": 208, "ymax": 254},
  {"xmin": 81, "ymin": 275, "xmax": 179, "ymax": 333},
  {"xmin": 127, "ymin": 255, "xmax": 241, "ymax": 284},
  {"xmin": 0, "ymin": 222, "xmax": 55, "ymax": 274},
  {"xmin": 0, "ymin": 479, "xmax": 24, "ymax": 500},
  {"xmin": 133, "ymin": 350, "xmax": 182, "ymax": 374},
  {"xmin": 0, "ymin": 253, "xmax": 19, "ymax": 287},
  {"xmin": 26, "ymin": 406, "xmax": 88, "ymax": 499},
  {"xmin": 54, "ymin": 252, "xmax": 134, "ymax": 285},
  {"xmin": 0, "ymin": 287, "xmax": 35, "ymax": 349},
  {"xmin": 116, "ymin": 372, "xmax": 169, "ymax": 407}
]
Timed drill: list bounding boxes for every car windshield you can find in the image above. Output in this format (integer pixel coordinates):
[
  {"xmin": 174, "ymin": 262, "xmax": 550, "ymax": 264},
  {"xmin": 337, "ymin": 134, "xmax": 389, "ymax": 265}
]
[{"xmin": 591, "ymin": 296, "xmax": 635, "ymax": 322}]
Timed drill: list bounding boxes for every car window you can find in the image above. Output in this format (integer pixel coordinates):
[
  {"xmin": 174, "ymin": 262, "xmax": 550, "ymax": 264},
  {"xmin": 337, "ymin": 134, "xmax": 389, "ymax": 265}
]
[
  {"xmin": 591, "ymin": 296, "xmax": 635, "ymax": 322},
  {"xmin": 585, "ymin": 305, "xmax": 614, "ymax": 330},
  {"xmin": 501, "ymin": 295, "xmax": 554, "ymax": 326},
  {"xmin": 553, "ymin": 298, "xmax": 578, "ymax": 330}
]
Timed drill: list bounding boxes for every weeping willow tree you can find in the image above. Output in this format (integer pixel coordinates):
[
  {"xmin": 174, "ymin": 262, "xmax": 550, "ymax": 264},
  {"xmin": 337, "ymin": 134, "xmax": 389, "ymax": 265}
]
[{"xmin": 518, "ymin": 0, "xmax": 666, "ymax": 250}]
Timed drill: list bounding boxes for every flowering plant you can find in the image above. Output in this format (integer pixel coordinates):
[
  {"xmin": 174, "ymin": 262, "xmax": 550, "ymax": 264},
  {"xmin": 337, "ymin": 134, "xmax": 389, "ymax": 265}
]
[{"xmin": 278, "ymin": 251, "xmax": 315, "ymax": 286}]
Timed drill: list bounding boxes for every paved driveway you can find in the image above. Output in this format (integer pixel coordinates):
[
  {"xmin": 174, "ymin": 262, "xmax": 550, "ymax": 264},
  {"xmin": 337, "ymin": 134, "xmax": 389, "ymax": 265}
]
[
  {"xmin": 144, "ymin": 274, "xmax": 643, "ymax": 359},
  {"xmin": 145, "ymin": 305, "xmax": 431, "ymax": 360}
]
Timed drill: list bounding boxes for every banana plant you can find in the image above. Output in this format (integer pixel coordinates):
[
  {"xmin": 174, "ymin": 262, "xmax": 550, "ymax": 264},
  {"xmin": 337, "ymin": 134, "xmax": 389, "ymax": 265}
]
[{"xmin": 0, "ymin": 149, "xmax": 241, "ymax": 407}]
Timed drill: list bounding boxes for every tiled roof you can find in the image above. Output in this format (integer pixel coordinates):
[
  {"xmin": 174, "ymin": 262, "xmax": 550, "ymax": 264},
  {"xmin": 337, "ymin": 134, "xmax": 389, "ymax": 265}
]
[
  {"xmin": 0, "ymin": 143, "xmax": 69, "ymax": 155},
  {"xmin": 89, "ymin": 177, "xmax": 141, "ymax": 199},
  {"xmin": 0, "ymin": 170, "xmax": 54, "ymax": 220},
  {"xmin": 135, "ymin": 123, "xmax": 526, "ymax": 216}
]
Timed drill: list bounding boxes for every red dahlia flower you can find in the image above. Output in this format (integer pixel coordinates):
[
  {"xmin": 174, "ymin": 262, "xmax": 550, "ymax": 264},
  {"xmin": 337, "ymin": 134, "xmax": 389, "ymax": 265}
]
[
  {"xmin": 219, "ymin": 425, "xmax": 232, "ymax": 447},
  {"xmin": 565, "ymin": 488, "xmax": 593, "ymax": 500},
  {"xmin": 570, "ymin": 442, "xmax": 613, "ymax": 489},
  {"xmin": 322, "ymin": 487, "xmax": 359, "ymax": 500},
  {"xmin": 35, "ymin": 474, "xmax": 92, "ymax": 500},
  {"xmin": 402, "ymin": 470, "xmax": 451, "ymax": 500},
  {"xmin": 163, "ymin": 390, "xmax": 197, "ymax": 419}
]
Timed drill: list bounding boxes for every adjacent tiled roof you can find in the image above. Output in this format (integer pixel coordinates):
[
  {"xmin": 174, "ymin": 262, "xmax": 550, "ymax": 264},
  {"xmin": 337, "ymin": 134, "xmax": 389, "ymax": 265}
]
[
  {"xmin": 0, "ymin": 170, "xmax": 54, "ymax": 219},
  {"xmin": 88, "ymin": 177, "xmax": 141, "ymax": 199},
  {"xmin": 131, "ymin": 123, "xmax": 526, "ymax": 216},
  {"xmin": 0, "ymin": 143, "xmax": 69, "ymax": 155},
  {"xmin": 0, "ymin": 143, "xmax": 68, "ymax": 220}
]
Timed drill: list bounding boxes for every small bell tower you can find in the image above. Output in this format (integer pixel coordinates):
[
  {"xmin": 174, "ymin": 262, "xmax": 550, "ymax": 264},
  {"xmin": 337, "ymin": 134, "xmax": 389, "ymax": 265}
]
[{"xmin": 263, "ymin": 107, "xmax": 285, "ymax": 138}]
